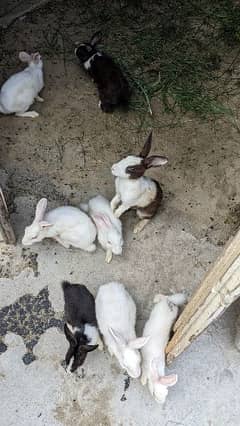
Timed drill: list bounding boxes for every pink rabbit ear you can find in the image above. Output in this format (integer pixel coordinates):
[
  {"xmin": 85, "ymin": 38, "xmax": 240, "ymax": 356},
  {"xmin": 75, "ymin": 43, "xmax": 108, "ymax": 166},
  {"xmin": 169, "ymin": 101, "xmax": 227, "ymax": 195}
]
[
  {"xmin": 19, "ymin": 51, "xmax": 31, "ymax": 63},
  {"xmin": 92, "ymin": 213, "xmax": 111, "ymax": 228},
  {"xmin": 158, "ymin": 374, "xmax": 178, "ymax": 387},
  {"xmin": 34, "ymin": 198, "xmax": 47, "ymax": 222}
]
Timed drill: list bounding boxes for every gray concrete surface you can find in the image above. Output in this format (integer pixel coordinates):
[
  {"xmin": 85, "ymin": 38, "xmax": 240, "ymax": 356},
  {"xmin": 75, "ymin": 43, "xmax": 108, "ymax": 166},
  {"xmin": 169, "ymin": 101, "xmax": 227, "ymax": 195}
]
[{"xmin": 0, "ymin": 204, "xmax": 240, "ymax": 426}]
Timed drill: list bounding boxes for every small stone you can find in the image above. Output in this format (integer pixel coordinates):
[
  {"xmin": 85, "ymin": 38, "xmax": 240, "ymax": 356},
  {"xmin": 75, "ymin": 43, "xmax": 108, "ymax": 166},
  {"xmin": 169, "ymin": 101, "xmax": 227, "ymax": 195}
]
[
  {"xmin": 0, "ymin": 341, "xmax": 7, "ymax": 354},
  {"xmin": 22, "ymin": 352, "xmax": 36, "ymax": 365}
]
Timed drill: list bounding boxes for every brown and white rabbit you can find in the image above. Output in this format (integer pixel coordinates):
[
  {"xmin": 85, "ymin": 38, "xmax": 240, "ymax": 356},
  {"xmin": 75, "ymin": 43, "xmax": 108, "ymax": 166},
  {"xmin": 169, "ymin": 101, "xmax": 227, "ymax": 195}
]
[
  {"xmin": 110, "ymin": 132, "xmax": 168, "ymax": 233},
  {"xmin": 75, "ymin": 31, "xmax": 131, "ymax": 113}
]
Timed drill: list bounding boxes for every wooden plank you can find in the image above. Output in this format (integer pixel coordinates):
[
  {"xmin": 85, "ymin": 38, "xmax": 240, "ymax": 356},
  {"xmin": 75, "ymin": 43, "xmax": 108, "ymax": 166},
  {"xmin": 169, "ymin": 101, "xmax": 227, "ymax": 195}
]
[
  {"xmin": 173, "ymin": 228, "xmax": 240, "ymax": 332},
  {"xmin": 166, "ymin": 229, "xmax": 240, "ymax": 364},
  {"xmin": 0, "ymin": 188, "xmax": 16, "ymax": 245}
]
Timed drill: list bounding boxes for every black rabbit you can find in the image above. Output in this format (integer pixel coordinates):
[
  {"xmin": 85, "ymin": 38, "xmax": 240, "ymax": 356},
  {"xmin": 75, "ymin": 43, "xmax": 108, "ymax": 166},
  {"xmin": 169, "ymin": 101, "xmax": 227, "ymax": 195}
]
[
  {"xmin": 75, "ymin": 31, "xmax": 131, "ymax": 113},
  {"xmin": 62, "ymin": 281, "xmax": 102, "ymax": 372}
]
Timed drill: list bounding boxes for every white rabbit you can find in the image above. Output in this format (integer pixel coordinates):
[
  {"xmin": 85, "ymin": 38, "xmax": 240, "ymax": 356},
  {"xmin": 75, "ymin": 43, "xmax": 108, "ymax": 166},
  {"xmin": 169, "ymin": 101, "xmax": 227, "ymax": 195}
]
[
  {"xmin": 0, "ymin": 51, "xmax": 44, "ymax": 118},
  {"xmin": 22, "ymin": 198, "xmax": 97, "ymax": 252},
  {"xmin": 110, "ymin": 131, "xmax": 168, "ymax": 233},
  {"xmin": 80, "ymin": 195, "xmax": 123, "ymax": 263},
  {"xmin": 141, "ymin": 293, "xmax": 186, "ymax": 404},
  {"xmin": 95, "ymin": 282, "xmax": 149, "ymax": 378}
]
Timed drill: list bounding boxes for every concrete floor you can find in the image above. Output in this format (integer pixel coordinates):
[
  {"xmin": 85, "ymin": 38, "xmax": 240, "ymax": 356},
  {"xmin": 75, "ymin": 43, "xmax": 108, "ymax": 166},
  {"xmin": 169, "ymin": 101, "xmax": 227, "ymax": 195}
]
[{"xmin": 0, "ymin": 1, "xmax": 240, "ymax": 425}]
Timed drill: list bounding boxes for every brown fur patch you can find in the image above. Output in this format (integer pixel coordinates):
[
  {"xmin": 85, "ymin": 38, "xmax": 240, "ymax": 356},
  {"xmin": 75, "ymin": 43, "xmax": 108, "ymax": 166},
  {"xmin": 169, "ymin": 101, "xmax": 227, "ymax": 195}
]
[
  {"xmin": 136, "ymin": 180, "xmax": 163, "ymax": 219},
  {"xmin": 126, "ymin": 163, "xmax": 146, "ymax": 179}
]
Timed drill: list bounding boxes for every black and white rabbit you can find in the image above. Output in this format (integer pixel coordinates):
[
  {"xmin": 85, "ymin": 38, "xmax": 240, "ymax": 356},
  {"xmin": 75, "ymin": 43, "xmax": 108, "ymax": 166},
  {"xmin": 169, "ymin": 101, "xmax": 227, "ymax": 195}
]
[
  {"xmin": 75, "ymin": 31, "xmax": 131, "ymax": 113},
  {"xmin": 62, "ymin": 281, "xmax": 103, "ymax": 372}
]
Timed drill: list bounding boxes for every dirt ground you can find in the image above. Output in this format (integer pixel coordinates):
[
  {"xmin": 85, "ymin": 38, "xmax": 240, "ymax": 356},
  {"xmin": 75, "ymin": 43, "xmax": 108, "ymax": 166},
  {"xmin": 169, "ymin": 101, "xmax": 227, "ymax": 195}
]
[{"xmin": 0, "ymin": 1, "xmax": 240, "ymax": 426}]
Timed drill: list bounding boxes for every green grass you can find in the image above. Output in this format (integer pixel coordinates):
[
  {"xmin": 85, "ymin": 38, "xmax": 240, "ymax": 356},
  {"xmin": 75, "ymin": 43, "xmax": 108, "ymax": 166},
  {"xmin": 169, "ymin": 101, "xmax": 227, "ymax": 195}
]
[
  {"xmin": 40, "ymin": 0, "xmax": 240, "ymax": 120},
  {"xmin": 98, "ymin": 0, "xmax": 240, "ymax": 119}
]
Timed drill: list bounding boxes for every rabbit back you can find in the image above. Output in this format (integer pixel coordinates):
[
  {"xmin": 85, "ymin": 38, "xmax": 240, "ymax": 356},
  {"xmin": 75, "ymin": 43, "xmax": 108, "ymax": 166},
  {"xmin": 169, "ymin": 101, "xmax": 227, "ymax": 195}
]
[
  {"xmin": 90, "ymin": 55, "xmax": 130, "ymax": 111},
  {"xmin": 45, "ymin": 206, "xmax": 96, "ymax": 244},
  {"xmin": 96, "ymin": 282, "xmax": 136, "ymax": 341},
  {"xmin": 62, "ymin": 281, "xmax": 97, "ymax": 327},
  {"xmin": 0, "ymin": 68, "xmax": 43, "ymax": 113}
]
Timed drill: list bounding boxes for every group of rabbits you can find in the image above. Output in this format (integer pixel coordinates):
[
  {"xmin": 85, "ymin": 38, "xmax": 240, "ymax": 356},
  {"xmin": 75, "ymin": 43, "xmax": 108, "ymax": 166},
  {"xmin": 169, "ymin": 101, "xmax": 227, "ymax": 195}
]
[
  {"xmin": 0, "ymin": 31, "xmax": 130, "ymax": 117},
  {"xmin": 21, "ymin": 129, "xmax": 168, "ymax": 263},
  {"xmin": 0, "ymin": 31, "xmax": 168, "ymax": 262},
  {"xmin": 63, "ymin": 280, "xmax": 186, "ymax": 404},
  {"xmin": 1, "ymin": 31, "xmax": 185, "ymax": 403}
]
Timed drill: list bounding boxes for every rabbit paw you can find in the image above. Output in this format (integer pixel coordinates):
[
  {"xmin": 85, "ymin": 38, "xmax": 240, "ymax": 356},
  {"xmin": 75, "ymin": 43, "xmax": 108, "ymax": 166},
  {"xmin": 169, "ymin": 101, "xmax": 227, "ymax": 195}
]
[
  {"xmin": 141, "ymin": 374, "xmax": 147, "ymax": 386},
  {"xmin": 86, "ymin": 243, "xmax": 96, "ymax": 253},
  {"xmin": 133, "ymin": 219, "xmax": 150, "ymax": 234},
  {"xmin": 105, "ymin": 249, "xmax": 113, "ymax": 263},
  {"xmin": 16, "ymin": 111, "xmax": 39, "ymax": 118},
  {"xmin": 98, "ymin": 340, "xmax": 104, "ymax": 351},
  {"xmin": 36, "ymin": 96, "xmax": 44, "ymax": 102}
]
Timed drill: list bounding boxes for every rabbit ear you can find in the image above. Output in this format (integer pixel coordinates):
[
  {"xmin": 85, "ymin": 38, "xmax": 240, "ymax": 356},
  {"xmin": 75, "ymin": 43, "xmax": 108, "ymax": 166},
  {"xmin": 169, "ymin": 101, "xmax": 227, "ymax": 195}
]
[
  {"xmin": 144, "ymin": 155, "xmax": 168, "ymax": 169},
  {"xmin": 64, "ymin": 323, "xmax": 77, "ymax": 346},
  {"xmin": 139, "ymin": 131, "xmax": 153, "ymax": 158},
  {"xmin": 90, "ymin": 31, "xmax": 102, "ymax": 46},
  {"xmin": 81, "ymin": 344, "xmax": 98, "ymax": 353},
  {"xmin": 128, "ymin": 336, "xmax": 150, "ymax": 349},
  {"xmin": 93, "ymin": 213, "xmax": 112, "ymax": 229},
  {"xmin": 109, "ymin": 327, "xmax": 126, "ymax": 347},
  {"xmin": 34, "ymin": 198, "xmax": 48, "ymax": 222},
  {"xmin": 39, "ymin": 221, "xmax": 53, "ymax": 228},
  {"xmin": 19, "ymin": 51, "xmax": 31, "ymax": 63},
  {"xmin": 158, "ymin": 374, "xmax": 178, "ymax": 387},
  {"xmin": 31, "ymin": 52, "xmax": 41, "ymax": 64}
]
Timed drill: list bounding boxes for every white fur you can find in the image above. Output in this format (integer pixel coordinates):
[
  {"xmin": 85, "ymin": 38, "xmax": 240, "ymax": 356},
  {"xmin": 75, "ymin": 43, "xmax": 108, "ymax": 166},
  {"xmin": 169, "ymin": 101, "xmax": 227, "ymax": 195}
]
[
  {"xmin": 83, "ymin": 52, "xmax": 102, "ymax": 70},
  {"xmin": 95, "ymin": 282, "xmax": 149, "ymax": 378},
  {"xmin": 66, "ymin": 323, "xmax": 103, "ymax": 351},
  {"xmin": 84, "ymin": 324, "xmax": 101, "ymax": 346},
  {"xmin": 141, "ymin": 293, "xmax": 186, "ymax": 404},
  {"xmin": 111, "ymin": 156, "xmax": 142, "ymax": 178},
  {"xmin": 81, "ymin": 195, "xmax": 123, "ymax": 262},
  {"xmin": 110, "ymin": 157, "xmax": 159, "ymax": 220},
  {"xmin": 22, "ymin": 198, "xmax": 97, "ymax": 252},
  {"xmin": 0, "ymin": 52, "xmax": 44, "ymax": 117},
  {"xmin": 66, "ymin": 323, "xmax": 81, "ymax": 334}
]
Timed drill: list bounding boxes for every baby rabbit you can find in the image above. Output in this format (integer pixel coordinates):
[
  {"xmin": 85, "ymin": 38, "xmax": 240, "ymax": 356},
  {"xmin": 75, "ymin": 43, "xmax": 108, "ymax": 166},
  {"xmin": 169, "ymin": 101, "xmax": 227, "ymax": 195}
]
[
  {"xmin": 75, "ymin": 31, "xmax": 131, "ymax": 113},
  {"xmin": 141, "ymin": 293, "xmax": 186, "ymax": 404},
  {"xmin": 81, "ymin": 195, "xmax": 123, "ymax": 263},
  {"xmin": 22, "ymin": 198, "xmax": 97, "ymax": 252},
  {"xmin": 0, "ymin": 51, "xmax": 44, "ymax": 118},
  {"xmin": 111, "ymin": 131, "xmax": 168, "ymax": 233},
  {"xmin": 95, "ymin": 282, "xmax": 149, "ymax": 378},
  {"xmin": 62, "ymin": 281, "xmax": 102, "ymax": 372}
]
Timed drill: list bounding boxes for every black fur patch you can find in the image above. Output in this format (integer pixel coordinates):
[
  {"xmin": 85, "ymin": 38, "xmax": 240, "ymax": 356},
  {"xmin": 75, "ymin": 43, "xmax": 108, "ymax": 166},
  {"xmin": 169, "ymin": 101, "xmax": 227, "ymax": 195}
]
[
  {"xmin": 75, "ymin": 44, "xmax": 97, "ymax": 64},
  {"xmin": 77, "ymin": 48, "xmax": 131, "ymax": 112}
]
